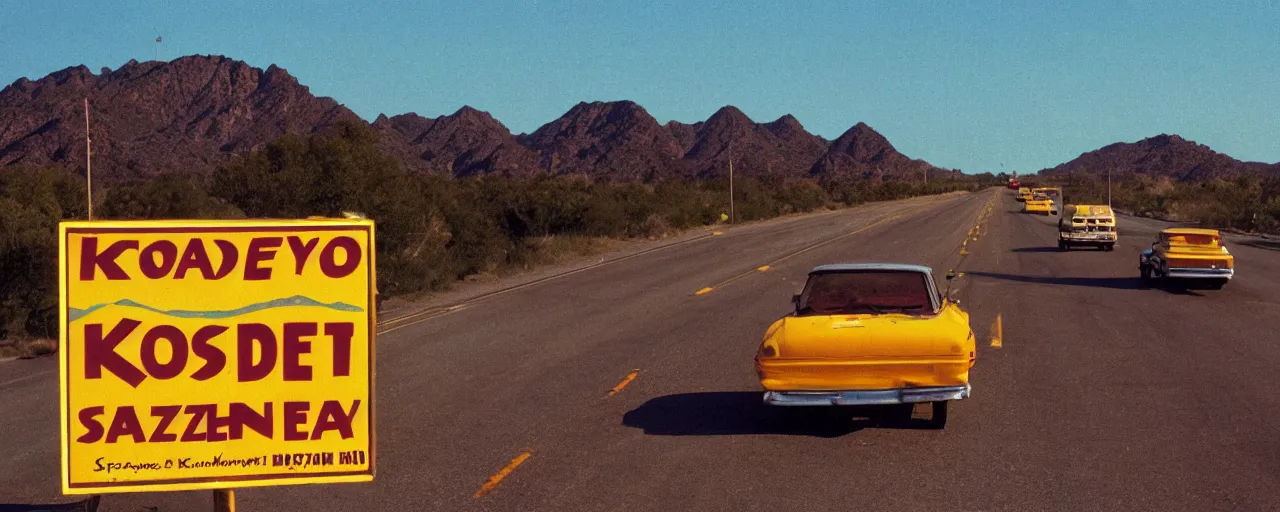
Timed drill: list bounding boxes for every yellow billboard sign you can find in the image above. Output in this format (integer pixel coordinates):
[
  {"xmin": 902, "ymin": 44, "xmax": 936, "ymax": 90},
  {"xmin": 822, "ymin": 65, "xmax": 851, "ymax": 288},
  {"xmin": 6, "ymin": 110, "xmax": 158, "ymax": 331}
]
[{"xmin": 58, "ymin": 219, "xmax": 376, "ymax": 494}]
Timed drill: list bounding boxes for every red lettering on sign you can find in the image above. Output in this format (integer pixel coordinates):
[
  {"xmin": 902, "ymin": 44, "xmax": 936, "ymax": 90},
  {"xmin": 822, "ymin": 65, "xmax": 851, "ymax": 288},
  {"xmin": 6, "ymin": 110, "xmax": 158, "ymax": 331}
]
[
  {"xmin": 105, "ymin": 406, "xmax": 145, "ymax": 444},
  {"xmin": 243, "ymin": 237, "xmax": 283, "ymax": 280},
  {"xmin": 139, "ymin": 325, "xmax": 188, "ymax": 380},
  {"xmin": 211, "ymin": 239, "xmax": 239, "ymax": 279},
  {"xmin": 139, "ymin": 240, "xmax": 179, "ymax": 279},
  {"xmin": 76, "ymin": 406, "xmax": 106, "ymax": 443},
  {"xmin": 283, "ymin": 402, "xmax": 309, "ymax": 441},
  {"xmin": 189, "ymin": 325, "xmax": 229, "ymax": 381},
  {"xmin": 173, "ymin": 239, "xmax": 216, "ymax": 279},
  {"xmin": 237, "ymin": 324, "xmax": 277, "ymax": 382},
  {"xmin": 75, "ymin": 401, "xmax": 361, "ymax": 444},
  {"xmin": 79, "ymin": 237, "xmax": 137, "ymax": 281},
  {"xmin": 228, "ymin": 402, "xmax": 273, "ymax": 440},
  {"xmin": 319, "ymin": 236, "xmax": 361, "ymax": 278},
  {"xmin": 148, "ymin": 405, "xmax": 181, "ymax": 443},
  {"xmin": 282, "ymin": 323, "xmax": 315, "ymax": 381},
  {"xmin": 287, "ymin": 236, "xmax": 319, "ymax": 275},
  {"xmin": 85, "ymin": 319, "xmax": 146, "ymax": 388},
  {"xmin": 181, "ymin": 404, "xmax": 213, "ymax": 442},
  {"xmin": 311, "ymin": 400, "xmax": 361, "ymax": 440},
  {"xmin": 326, "ymin": 322, "xmax": 354, "ymax": 377}
]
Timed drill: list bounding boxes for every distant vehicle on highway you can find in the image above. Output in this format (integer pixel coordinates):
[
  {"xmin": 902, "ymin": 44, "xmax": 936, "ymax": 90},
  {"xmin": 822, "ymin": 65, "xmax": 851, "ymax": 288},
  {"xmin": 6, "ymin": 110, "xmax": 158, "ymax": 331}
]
[
  {"xmin": 1058, "ymin": 204, "xmax": 1117, "ymax": 251},
  {"xmin": 1032, "ymin": 186, "xmax": 1062, "ymax": 200},
  {"xmin": 1016, "ymin": 187, "xmax": 1033, "ymax": 202},
  {"xmin": 1008, "ymin": 180, "xmax": 1020, "ymax": 189},
  {"xmin": 1140, "ymin": 228, "xmax": 1234, "ymax": 289},
  {"xmin": 754, "ymin": 264, "xmax": 975, "ymax": 429},
  {"xmin": 1023, "ymin": 193, "xmax": 1057, "ymax": 215}
]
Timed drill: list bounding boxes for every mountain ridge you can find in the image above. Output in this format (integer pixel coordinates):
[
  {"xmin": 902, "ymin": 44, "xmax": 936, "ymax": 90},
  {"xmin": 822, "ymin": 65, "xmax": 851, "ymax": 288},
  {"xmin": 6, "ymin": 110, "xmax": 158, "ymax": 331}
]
[
  {"xmin": 0, "ymin": 54, "xmax": 1005, "ymax": 184},
  {"xmin": 1038, "ymin": 134, "xmax": 1280, "ymax": 181}
]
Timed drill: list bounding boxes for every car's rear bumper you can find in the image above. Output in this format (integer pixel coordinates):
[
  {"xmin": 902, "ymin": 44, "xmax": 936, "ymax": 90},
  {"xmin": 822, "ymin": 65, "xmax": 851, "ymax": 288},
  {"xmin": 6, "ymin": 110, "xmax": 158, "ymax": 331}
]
[
  {"xmin": 1166, "ymin": 267, "xmax": 1233, "ymax": 279},
  {"xmin": 763, "ymin": 384, "xmax": 970, "ymax": 406},
  {"xmin": 1061, "ymin": 234, "xmax": 1116, "ymax": 242}
]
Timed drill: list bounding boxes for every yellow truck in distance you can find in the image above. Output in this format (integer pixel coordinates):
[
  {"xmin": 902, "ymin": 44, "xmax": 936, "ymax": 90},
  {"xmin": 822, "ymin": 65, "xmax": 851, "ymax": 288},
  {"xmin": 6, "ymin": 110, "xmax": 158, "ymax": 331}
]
[
  {"xmin": 1139, "ymin": 228, "xmax": 1234, "ymax": 289},
  {"xmin": 1023, "ymin": 192, "xmax": 1057, "ymax": 215},
  {"xmin": 1058, "ymin": 204, "xmax": 1117, "ymax": 251}
]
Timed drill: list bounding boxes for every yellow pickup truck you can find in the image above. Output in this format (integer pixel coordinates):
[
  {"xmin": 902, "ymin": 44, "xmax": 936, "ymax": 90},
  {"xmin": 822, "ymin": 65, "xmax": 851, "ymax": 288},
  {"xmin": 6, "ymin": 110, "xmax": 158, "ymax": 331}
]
[
  {"xmin": 1139, "ymin": 228, "xmax": 1234, "ymax": 289},
  {"xmin": 1023, "ymin": 193, "xmax": 1057, "ymax": 215},
  {"xmin": 1058, "ymin": 204, "xmax": 1117, "ymax": 251},
  {"xmin": 755, "ymin": 264, "xmax": 975, "ymax": 429}
]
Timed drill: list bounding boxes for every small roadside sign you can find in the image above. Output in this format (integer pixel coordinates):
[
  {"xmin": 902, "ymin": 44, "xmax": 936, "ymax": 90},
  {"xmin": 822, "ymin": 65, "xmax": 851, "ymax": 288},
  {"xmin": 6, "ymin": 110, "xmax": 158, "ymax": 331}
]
[{"xmin": 58, "ymin": 219, "xmax": 376, "ymax": 494}]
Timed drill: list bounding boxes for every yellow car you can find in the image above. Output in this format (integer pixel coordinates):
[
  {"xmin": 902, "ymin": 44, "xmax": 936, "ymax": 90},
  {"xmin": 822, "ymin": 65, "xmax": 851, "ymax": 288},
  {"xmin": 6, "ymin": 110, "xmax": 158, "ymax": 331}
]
[
  {"xmin": 1058, "ymin": 204, "xmax": 1117, "ymax": 251},
  {"xmin": 754, "ymin": 264, "xmax": 975, "ymax": 429},
  {"xmin": 1023, "ymin": 193, "xmax": 1056, "ymax": 215},
  {"xmin": 1139, "ymin": 228, "xmax": 1234, "ymax": 289},
  {"xmin": 1016, "ymin": 188, "xmax": 1033, "ymax": 202}
]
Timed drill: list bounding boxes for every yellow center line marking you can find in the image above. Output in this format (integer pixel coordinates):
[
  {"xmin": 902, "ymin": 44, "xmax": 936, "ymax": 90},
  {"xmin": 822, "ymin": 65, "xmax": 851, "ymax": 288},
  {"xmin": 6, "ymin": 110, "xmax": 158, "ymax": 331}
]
[
  {"xmin": 712, "ymin": 231, "xmax": 724, "ymax": 236},
  {"xmin": 757, "ymin": 265, "xmax": 770, "ymax": 272},
  {"xmin": 691, "ymin": 207, "xmax": 927, "ymax": 296},
  {"xmin": 607, "ymin": 370, "xmax": 640, "ymax": 397},
  {"xmin": 379, "ymin": 227, "xmax": 733, "ymax": 333},
  {"xmin": 474, "ymin": 451, "xmax": 533, "ymax": 498},
  {"xmin": 990, "ymin": 314, "xmax": 1003, "ymax": 348}
]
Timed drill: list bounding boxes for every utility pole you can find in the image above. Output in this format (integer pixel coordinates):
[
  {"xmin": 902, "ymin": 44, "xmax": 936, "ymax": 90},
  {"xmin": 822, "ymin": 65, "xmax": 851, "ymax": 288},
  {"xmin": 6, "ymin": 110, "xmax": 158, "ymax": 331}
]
[
  {"xmin": 84, "ymin": 98, "xmax": 93, "ymax": 220},
  {"xmin": 729, "ymin": 155, "xmax": 735, "ymax": 224},
  {"xmin": 1107, "ymin": 168, "xmax": 1112, "ymax": 207}
]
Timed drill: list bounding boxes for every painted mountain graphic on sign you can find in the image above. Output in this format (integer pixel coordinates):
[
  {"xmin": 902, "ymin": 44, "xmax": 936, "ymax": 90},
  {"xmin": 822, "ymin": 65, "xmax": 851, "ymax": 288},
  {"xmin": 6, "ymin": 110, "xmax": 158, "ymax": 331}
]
[{"xmin": 68, "ymin": 295, "xmax": 365, "ymax": 322}]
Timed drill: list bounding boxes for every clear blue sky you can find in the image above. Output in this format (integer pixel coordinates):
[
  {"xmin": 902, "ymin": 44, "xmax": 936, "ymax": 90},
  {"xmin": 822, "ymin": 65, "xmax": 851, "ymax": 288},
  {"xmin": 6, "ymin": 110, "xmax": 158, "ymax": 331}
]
[{"xmin": 3, "ymin": 0, "xmax": 1277, "ymax": 173}]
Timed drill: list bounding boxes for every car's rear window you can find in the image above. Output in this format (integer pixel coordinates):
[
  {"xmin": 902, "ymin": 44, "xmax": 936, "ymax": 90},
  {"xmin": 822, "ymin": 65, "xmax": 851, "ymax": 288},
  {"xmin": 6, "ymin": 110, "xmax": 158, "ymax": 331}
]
[
  {"xmin": 1164, "ymin": 233, "xmax": 1219, "ymax": 246},
  {"xmin": 797, "ymin": 271, "xmax": 933, "ymax": 316}
]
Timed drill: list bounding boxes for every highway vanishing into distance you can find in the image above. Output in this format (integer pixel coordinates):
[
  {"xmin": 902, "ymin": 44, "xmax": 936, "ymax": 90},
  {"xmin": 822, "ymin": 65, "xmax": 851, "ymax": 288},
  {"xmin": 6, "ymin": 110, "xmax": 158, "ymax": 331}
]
[{"xmin": 4, "ymin": 188, "xmax": 1280, "ymax": 511}]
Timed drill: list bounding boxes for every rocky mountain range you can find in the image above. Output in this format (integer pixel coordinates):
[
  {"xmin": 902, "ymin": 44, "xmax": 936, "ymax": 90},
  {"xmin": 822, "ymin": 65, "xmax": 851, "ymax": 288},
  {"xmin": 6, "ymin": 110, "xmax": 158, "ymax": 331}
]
[
  {"xmin": 1039, "ymin": 134, "xmax": 1280, "ymax": 181},
  {"xmin": 0, "ymin": 55, "xmax": 359, "ymax": 184},
  {"xmin": 1, "ymin": 55, "xmax": 953, "ymax": 185}
]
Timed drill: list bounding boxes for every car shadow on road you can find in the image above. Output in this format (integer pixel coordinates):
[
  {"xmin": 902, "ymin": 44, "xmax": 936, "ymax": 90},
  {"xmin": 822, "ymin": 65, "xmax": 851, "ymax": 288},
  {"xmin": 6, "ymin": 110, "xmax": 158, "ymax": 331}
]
[
  {"xmin": 965, "ymin": 271, "xmax": 1147, "ymax": 290},
  {"xmin": 0, "ymin": 496, "xmax": 100, "ymax": 512},
  {"xmin": 621, "ymin": 392, "xmax": 934, "ymax": 438},
  {"xmin": 1011, "ymin": 246, "xmax": 1066, "ymax": 253},
  {"xmin": 966, "ymin": 271, "xmax": 1207, "ymax": 295}
]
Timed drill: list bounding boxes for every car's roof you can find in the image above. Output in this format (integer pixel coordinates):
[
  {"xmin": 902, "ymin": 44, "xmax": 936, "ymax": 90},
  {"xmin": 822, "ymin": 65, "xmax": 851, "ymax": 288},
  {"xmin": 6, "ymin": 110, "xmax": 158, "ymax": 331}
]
[
  {"xmin": 1066, "ymin": 204, "xmax": 1114, "ymax": 216},
  {"xmin": 810, "ymin": 263, "xmax": 933, "ymax": 274},
  {"xmin": 1162, "ymin": 227, "xmax": 1220, "ymax": 236}
]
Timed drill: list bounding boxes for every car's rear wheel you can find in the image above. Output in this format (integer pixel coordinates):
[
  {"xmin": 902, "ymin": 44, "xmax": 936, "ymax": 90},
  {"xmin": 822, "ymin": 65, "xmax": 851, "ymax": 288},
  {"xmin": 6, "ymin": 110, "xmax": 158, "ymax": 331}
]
[
  {"xmin": 1207, "ymin": 278, "xmax": 1228, "ymax": 290},
  {"xmin": 1139, "ymin": 264, "xmax": 1152, "ymax": 282},
  {"xmin": 927, "ymin": 401, "xmax": 948, "ymax": 429},
  {"xmin": 1058, "ymin": 240, "xmax": 1068, "ymax": 251},
  {"xmin": 1102, "ymin": 243, "xmax": 1114, "ymax": 252}
]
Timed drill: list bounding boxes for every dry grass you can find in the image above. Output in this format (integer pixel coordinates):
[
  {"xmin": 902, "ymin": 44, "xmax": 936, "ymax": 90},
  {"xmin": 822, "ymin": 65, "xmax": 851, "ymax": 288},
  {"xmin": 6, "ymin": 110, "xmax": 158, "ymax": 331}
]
[
  {"xmin": 516, "ymin": 235, "xmax": 616, "ymax": 270},
  {"xmin": 0, "ymin": 337, "xmax": 58, "ymax": 359}
]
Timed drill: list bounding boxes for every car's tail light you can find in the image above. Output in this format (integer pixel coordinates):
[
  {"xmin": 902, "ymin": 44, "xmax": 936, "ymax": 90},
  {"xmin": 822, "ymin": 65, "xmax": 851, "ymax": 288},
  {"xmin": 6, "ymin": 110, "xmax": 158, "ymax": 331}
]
[
  {"xmin": 760, "ymin": 345, "xmax": 777, "ymax": 358},
  {"xmin": 969, "ymin": 350, "xmax": 976, "ymax": 367}
]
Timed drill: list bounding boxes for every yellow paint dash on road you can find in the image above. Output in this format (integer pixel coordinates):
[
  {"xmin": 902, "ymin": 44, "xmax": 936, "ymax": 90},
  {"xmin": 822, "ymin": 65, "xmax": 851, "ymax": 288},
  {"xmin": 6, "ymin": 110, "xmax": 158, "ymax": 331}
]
[
  {"xmin": 990, "ymin": 314, "xmax": 1003, "ymax": 348},
  {"xmin": 757, "ymin": 265, "xmax": 771, "ymax": 272},
  {"xmin": 695, "ymin": 287, "xmax": 714, "ymax": 295},
  {"xmin": 474, "ymin": 452, "xmax": 533, "ymax": 498},
  {"xmin": 607, "ymin": 370, "xmax": 640, "ymax": 397}
]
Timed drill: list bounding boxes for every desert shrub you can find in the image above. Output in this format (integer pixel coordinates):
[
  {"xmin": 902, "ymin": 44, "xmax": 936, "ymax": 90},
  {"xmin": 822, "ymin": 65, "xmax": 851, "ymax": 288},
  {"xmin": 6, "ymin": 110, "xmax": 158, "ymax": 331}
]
[
  {"xmin": 0, "ymin": 166, "xmax": 86, "ymax": 339},
  {"xmin": 0, "ymin": 126, "xmax": 982, "ymax": 338}
]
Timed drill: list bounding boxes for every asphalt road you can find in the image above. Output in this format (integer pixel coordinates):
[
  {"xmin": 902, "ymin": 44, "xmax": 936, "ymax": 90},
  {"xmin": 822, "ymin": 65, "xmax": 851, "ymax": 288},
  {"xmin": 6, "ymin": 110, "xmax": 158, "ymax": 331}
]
[{"xmin": 4, "ymin": 188, "xmax": 1280, "ymax": 511}]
